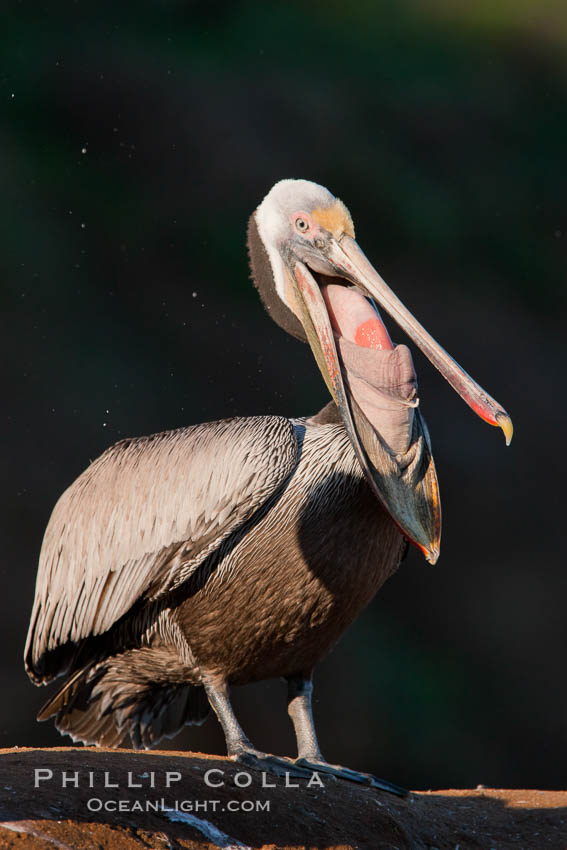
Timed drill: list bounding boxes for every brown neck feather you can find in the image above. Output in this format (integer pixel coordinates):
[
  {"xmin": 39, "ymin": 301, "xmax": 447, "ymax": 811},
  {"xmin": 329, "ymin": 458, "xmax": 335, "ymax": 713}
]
[
  {"xmin": 247, "ymin": 212, "xmax": 307, "ymax": 343},
  {"xmin": 308, "ymin": 401, "xmax": 342, "ymax": 424}
]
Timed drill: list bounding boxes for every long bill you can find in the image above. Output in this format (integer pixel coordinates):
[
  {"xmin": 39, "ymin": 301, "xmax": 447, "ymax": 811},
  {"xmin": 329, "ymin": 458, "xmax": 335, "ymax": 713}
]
[
  {"xmin": 290, "ymin": 238, "xmax": 512, "ymax": 565},
  {"xmin": 326, "ymin": 235, "xmax": 513, "ymax": 445},
  {"xmin": 292, "ymin": 260, "xmax": 442, "ymax": 564}
]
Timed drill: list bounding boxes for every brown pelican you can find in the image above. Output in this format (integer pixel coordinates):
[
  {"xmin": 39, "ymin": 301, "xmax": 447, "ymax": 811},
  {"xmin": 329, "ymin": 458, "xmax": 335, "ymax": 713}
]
[{"xmin": 25, "ymin": 179, "xmax": 512, "ymax": 795}]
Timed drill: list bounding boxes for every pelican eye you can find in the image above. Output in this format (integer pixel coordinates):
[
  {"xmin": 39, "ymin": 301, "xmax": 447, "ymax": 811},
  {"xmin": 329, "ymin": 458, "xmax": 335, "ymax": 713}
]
[{"xmin": 295, "ymin": 217, "xmax": 309, "ymax": 233}]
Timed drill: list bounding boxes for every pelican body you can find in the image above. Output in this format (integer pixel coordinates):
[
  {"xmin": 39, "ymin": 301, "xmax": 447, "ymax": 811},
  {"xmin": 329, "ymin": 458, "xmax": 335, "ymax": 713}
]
[{"xmin": 25, "ymin": 180, "xmax": 511, "ymax": 792}]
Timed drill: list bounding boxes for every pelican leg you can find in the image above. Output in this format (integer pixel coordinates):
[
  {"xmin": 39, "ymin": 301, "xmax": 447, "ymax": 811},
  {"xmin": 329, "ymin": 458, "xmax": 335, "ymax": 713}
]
[
  {"xmin": 286, "ymin": 674, "xmax": 322, "ymax": 760},
  {"xmin": 203, "ymin": 678, "xmax": 324, "ymax": 779},
  {"xmin": 287, "ymin": 674, "xmax": 408, "ymax": 798},
  {"xmin": 202, "ymin": 679, "xmax": 253, "ymax": 756}
]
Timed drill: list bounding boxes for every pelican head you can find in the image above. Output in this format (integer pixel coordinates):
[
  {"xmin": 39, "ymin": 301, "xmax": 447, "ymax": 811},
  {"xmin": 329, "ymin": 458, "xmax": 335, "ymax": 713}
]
[{"xmin": 248, "ymin": 179, "xmax": 513, "ymax": 564}]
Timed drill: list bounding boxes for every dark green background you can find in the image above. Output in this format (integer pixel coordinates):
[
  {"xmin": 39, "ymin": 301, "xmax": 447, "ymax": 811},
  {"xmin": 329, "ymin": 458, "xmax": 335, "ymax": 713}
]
[{"xmin": 2, "ymin": 0, "xmax": 566, "ymax": 789}]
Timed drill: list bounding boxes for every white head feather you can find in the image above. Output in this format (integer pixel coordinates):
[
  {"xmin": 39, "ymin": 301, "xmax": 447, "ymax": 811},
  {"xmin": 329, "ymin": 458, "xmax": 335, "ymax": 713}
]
[{"xmin": 255, "ymin": 179, "xmax": 336, "ymax": 301}]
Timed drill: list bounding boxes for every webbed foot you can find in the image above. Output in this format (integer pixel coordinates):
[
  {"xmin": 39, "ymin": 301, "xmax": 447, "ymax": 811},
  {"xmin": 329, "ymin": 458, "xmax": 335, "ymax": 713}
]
[
  {"xmin": 232, "ymin": 749, "xmax": 319, "ymax": 780},
  {"xmin": 295, "ymin": 757, "xmax": 408, "ymax": 797}
]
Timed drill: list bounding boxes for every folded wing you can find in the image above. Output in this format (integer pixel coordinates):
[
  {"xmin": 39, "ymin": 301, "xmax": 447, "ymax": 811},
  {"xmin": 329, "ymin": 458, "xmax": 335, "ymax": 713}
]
[{"xmin": 25, "ymin": 416, "xmax": 298, "ymax": 683}]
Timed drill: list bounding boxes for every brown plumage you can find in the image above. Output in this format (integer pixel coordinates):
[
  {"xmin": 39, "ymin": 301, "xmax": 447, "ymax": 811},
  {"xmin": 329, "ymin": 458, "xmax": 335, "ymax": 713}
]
[
  {"xmin": 25, "ymin": 179, "xmax": 511, "ymax": 790},
  {"xmin": 27, "ymin": 411, "xmax": 403, "ymax": 750}
]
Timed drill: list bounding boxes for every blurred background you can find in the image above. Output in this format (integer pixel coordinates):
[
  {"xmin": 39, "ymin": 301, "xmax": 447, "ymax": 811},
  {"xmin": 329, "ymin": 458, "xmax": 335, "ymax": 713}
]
[{"xmin": 2, "ymin": 0, "xmax": 566, "ymax": 791}]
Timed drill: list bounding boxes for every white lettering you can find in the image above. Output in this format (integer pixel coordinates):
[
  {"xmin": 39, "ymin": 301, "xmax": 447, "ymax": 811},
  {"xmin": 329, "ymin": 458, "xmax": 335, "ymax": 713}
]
[
  {"xmin": 165, "ymin": 771, "xmax": 181, "ymax": 788},
  {"xmin": 307, "ymin": 771, "xmax": 324, "ymax": 788},
  {"xmin": 204, "ymin": 768, "xmax": 224, "ymax": 788},
  {"xmin": 127, "ymin": 772, "xmax": 142, "ymax": 788},
  {"xmin": 104, "ymin": 772, "xmax": 118, "ymax": 788},
  {"xmin": 87, "ymin": 797, "xmax": 102, "ymax": 811},
  {"xmin": 34, "ymin": 769, "xmax": 53, "ymax": 787},
  {"xmin": 234, "ymin": 771, "xmax": 252, "ymax": 788},
  {"xmin": 61, "ymin": 771, "xmax": 79, "ymax": 788}
]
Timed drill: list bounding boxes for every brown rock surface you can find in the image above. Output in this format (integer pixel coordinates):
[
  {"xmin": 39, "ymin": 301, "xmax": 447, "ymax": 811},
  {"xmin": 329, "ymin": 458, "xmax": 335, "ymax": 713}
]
[{"xmin": 0, "ymin": 748, "xmax": 564, "ymax": 849}]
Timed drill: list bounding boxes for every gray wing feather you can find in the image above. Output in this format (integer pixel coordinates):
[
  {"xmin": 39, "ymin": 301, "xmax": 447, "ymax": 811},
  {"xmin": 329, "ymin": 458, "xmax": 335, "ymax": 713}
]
[{"xmin": 26, "ymin": 416, "xmax": 298, "ymax": 681}]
